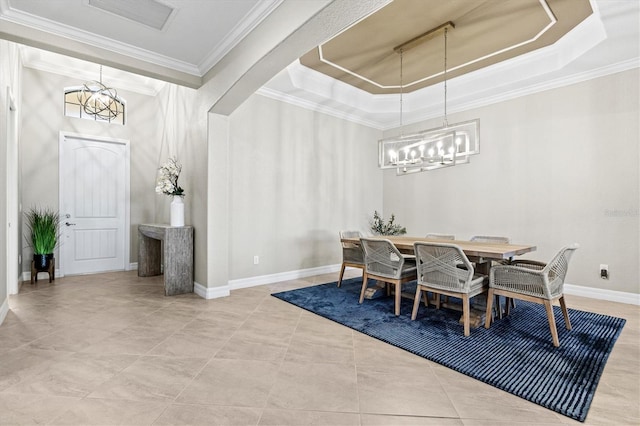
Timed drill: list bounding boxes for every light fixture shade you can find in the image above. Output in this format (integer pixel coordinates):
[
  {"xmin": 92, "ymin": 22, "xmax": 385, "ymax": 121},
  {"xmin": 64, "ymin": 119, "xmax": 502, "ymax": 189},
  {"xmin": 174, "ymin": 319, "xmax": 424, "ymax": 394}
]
[
  {"xmin": 77, "ymin": 80, "xmax": 122, "ymax": 121},
  {"xmin": 378, "ymin": 119, "xmax": 480, "ymax": 175}
]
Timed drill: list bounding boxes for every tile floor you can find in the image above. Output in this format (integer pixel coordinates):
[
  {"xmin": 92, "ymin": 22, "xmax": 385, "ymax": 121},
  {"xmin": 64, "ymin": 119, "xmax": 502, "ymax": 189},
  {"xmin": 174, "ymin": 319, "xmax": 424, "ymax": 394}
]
[{"xmin": 0, "ymin": 270, "xmax": 638, "ymax": 425}]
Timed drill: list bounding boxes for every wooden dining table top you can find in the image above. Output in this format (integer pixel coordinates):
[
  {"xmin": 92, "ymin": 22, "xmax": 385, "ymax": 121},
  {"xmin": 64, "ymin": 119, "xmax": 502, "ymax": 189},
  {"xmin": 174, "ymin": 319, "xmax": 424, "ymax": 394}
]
[{"xmin": 341, "ymin": 235, "xmax": 536, "ymax": 261}]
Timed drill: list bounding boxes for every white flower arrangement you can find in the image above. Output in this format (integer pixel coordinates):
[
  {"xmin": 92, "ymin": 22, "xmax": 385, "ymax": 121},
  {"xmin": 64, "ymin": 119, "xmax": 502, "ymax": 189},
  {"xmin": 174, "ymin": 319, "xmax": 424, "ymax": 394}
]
[{"xmin": 155, "ymin": 157, "xmax": 185, "ymax": 197}]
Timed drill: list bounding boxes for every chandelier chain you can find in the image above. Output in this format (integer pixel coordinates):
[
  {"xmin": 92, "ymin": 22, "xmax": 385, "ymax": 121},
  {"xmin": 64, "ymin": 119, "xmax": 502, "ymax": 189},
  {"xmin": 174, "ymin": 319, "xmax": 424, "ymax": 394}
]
[{"xmin": 399, "ymin": 49, "xmax": 404, "ymax": 135}]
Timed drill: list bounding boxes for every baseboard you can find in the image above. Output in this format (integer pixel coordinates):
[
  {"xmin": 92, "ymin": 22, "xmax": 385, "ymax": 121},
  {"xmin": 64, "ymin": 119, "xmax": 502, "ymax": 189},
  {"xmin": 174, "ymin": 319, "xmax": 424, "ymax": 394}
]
[
  {"xmin": 0, "ymin": 297, "xmax": 9, "ymax": 326},
  {"xmin": 194, "ymin": 281, "xmax": 231, "ymax": 299},
  {"xmin": 128, "ymin": 262, "xmax": 138, "ymax": 271},
  {"xmin": 192, "ymin": 264, "xmax": 341, "ymax": 299},
  {"xmin": 228, "ymin": 264, "xmax": 341, "ymax": 290},
  {"xmin": 564, "ymin": 283, "xmax": 640, "ymax": 306}
]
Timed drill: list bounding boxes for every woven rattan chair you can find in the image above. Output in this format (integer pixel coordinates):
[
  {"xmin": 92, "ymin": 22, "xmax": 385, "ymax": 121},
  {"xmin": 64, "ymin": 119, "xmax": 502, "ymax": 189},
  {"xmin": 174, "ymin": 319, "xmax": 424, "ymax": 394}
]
[
  {"xmin": 360, "ymin": 238, "xmax": 417, "ymax": 316},
  {"xmin": 411, "ymin": 242, "xmax": 488, "ymax": 336},
  {"xmin": 425, "ymin": 233, "xmax": 455, "ymax": 240},
  {"xmin": 470, "ymin": 235, "xmax": 512, "ymax": 315},
  {"xmin": 338, "ymin": 231, "xmax": 365, "ymax": 287},
  {"xmin": 484, "ymin": 244, "xmax": 579, "ymax": 347}
]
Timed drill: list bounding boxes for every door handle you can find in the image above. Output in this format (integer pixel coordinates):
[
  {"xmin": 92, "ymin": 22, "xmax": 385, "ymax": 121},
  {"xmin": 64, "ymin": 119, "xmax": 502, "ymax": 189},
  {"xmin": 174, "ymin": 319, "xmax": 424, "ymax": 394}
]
[{"xmin": 65, "ymin": 222, "xmax": 76, "ymax": 226}]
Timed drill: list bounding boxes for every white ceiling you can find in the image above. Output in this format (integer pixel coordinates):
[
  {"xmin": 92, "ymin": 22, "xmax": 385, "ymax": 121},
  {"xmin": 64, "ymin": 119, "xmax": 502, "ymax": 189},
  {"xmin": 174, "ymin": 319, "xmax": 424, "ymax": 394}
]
[{"xmin": 1, "ymin": 0, "xmax": 638, "ymax": 129}]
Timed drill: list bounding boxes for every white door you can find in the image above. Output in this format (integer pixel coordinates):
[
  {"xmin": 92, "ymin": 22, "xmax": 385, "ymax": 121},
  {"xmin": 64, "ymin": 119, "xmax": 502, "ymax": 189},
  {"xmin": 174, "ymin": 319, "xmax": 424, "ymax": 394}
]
[{"xmin": 59, "ymin": 133, "xmax": 130, "ymax": 275}]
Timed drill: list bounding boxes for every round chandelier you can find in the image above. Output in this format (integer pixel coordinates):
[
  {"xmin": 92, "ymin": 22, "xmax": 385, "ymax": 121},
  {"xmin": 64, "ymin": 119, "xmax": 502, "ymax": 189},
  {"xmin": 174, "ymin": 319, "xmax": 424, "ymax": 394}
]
[{"xmin": 77, "ymin": 65, "xmax": 121, "ymax": 121}]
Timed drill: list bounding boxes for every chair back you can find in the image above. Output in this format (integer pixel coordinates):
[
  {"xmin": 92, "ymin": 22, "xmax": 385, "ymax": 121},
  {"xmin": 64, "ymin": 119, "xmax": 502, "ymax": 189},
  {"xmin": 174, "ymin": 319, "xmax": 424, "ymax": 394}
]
[
  {"xmin": 414, "ymin": 242, "xmax": 474, "ymax": 292},
  {"xmin": 470, "ymin": 235, "xmax": 510, "ymax": 244},
  {"xmin": 425, "ymin": 233, "xmax": 455, "ymax": 240},
  {"xmin": 361, "ymin": 238, "xmax": 407, "ymax": 279},
  {"xmin": 544, "ymin": 244, "xmax": 579, "ymax": 296},
  {"xmin": 339, "ymin": 231, "xmax": 364, "ymax": 264}
]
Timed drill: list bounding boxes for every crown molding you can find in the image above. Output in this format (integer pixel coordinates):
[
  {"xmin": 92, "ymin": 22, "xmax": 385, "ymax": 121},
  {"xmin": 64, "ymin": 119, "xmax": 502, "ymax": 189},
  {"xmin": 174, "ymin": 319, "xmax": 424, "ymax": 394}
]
[
  {"xmin": 0, "ymin": 1, "xmax": 201, "ymax": 75},
  {"xmin": 198, "ymin": 0, "xmax": 284, "ymax": 75}
]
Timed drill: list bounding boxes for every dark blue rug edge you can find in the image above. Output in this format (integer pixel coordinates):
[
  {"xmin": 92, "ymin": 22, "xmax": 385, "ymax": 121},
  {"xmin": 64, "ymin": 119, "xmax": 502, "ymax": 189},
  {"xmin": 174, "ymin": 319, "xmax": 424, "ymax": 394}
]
[{"xmin": 271, "ymin": 277, "xmax": 626, "ymax": 422}]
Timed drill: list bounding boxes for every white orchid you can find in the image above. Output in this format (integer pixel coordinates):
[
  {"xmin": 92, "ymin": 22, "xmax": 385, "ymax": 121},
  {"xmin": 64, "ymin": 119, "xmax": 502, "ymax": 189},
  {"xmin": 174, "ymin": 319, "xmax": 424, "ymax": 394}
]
[{"xmin": 155, "ymin": 157, "xmax": 185, "ymax": 197}]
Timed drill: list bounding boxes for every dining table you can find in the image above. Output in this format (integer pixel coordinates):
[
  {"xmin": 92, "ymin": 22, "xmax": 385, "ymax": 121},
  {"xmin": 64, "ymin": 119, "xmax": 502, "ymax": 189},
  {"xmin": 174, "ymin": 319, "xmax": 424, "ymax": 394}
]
[
  {"xmin": 341, "ymin": 235, "xmax": 536, "ymax": 273},
  {"xmin": 340, "ymin": 235, "xmax": 537, "ymax": 325}
]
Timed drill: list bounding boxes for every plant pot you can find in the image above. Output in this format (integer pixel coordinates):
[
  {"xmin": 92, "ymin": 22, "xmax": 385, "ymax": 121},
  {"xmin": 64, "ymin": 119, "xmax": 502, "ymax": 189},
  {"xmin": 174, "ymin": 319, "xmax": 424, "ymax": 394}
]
[{"xmin": 33, "ymin": 253, "xmax": 54, "ymax": 271}]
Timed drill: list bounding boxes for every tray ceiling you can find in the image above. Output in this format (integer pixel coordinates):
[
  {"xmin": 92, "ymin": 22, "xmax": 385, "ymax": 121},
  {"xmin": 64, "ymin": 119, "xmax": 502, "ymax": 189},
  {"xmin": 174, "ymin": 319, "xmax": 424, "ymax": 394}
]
[{"xmin": 300, "ymin": 0, "xmax": 593, "ymax": 94}]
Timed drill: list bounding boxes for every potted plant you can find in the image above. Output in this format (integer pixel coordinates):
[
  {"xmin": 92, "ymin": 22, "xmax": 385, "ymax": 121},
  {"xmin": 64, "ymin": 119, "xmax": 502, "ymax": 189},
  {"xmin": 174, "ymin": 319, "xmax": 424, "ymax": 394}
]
[
  {"xmin": 25, "ymin": 206, "xmax": 61, "ymax": 270},
  {"xmin": 369, "ymin": 210, "xmax": 407, "ymax": 236}
]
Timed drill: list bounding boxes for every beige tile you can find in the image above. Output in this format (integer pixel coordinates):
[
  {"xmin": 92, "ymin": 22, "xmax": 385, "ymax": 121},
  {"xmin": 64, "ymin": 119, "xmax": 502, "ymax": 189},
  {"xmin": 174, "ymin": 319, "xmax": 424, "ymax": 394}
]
[
  {"xmin": 6, "ymin": 352, "xmax": 137, "ymax": 397},
  {"xmin": 51, "ymin": 398, "xmax": 167, "ymax": 425},
  {"xmin": 267, "ymin": 361, "xmax": 359, "ymax": 412},
  {"xmin": 0, "ymin": 393, "xmax": 81, "ymax": 425},
  {"xmin": 284, "ymin": 313, "xmax": 355, "ymax": 364},
  {"xmin": 1, "ymin": 271, "xmax": 638, "ymax": 426},
  {"xmin": 259, "ymin": 408, "xmax": 360, "ymax": 425},
  {"xmin": 357, "ymin": 363, "xmax": 458, "ymax": 418},
  {"xmin": 0, "ymin": 348, "xmax": 67, "ymax": 392},
  {"xmin": 25, "ymin": 324, "xmax": 114, "ymax": 352},
  {"xmin": 214, "ymin": 311, "xmax": 300, "ymax": 362},
  {"xmin": 81, "ymin": 325, "xmax": 175, "ymax": 355},
  {"xmin": 155, "ymin": 403, "xmax": 262, "ymax": 426},
  {"xmin": 361, "ymin": 413, "xmax": 463, "ymax": 425},
  {"xmin": 176, "ymin": 359, "xmax": 279, "ymax": 407},
  {"xmin": 88, "ymin": 355, "xmax": 208, "ymax": 402}
]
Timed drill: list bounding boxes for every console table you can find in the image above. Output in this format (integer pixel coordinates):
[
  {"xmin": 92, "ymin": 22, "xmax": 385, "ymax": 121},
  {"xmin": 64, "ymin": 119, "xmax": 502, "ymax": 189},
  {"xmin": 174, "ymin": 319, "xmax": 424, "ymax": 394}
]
[{"xmin": 138, "ymin": 224, "xmax": 193, "ymax": 296}]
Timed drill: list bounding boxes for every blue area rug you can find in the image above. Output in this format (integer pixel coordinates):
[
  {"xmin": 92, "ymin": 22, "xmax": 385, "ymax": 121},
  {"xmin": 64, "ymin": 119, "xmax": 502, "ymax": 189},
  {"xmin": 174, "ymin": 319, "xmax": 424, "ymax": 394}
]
[{"xmin": 271, "ymin": 278, "xmax": 625, "ymax": 422}]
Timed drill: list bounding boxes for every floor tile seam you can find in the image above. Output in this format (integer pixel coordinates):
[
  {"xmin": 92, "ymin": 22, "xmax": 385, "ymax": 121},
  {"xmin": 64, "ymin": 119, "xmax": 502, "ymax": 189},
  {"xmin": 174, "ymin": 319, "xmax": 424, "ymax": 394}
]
[
  {"xmin": 169, "ymin": 339, "xmax": 237, "ymax": 404},
  {"xmin": 260, "ymin": 308, "xmax": 305, "ymax": 411}
]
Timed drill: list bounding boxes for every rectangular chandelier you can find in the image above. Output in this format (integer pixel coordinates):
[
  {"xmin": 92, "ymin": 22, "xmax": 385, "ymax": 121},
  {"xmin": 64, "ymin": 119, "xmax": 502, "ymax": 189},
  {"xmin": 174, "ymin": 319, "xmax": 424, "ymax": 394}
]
[{"xmin": 378, "ymin": 119, "xmax": 480, "ymax": 175}]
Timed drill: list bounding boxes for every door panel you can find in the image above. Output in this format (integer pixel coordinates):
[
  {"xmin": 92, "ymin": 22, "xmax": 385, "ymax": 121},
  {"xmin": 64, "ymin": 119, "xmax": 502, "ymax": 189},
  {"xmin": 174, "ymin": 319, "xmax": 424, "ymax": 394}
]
[{"xmin": 60, "ymin": 133, "xmax": 129, "ymax": 275}]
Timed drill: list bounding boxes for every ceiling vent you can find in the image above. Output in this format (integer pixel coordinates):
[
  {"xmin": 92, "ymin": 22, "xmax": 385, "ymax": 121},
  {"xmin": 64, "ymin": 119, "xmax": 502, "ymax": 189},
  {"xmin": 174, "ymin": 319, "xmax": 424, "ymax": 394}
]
[{"xmin": 87, "ymin": 0, "xmax": 174, "ymax": 30}]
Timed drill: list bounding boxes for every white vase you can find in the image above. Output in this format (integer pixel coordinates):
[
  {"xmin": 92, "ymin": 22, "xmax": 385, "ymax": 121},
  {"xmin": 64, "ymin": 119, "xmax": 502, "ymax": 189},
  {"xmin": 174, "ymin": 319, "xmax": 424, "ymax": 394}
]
[{"xmin": 170, "ymin": 196, "xmax": 185, "ymax": 227}]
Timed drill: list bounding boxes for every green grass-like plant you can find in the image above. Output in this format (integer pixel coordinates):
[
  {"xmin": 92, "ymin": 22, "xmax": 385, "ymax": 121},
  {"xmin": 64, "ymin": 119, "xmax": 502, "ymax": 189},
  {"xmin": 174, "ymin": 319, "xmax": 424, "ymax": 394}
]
[{"xmin": 25, "ymin": 206, "xmax": 61, "ymax": 255}]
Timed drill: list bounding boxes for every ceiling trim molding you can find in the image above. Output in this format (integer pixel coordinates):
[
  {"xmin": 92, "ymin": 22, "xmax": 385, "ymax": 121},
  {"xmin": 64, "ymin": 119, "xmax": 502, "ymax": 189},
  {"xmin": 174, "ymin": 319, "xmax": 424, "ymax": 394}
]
[
  {"xmin": 257, "ymin": 86, "xmax": 384, "ymax": 129},
  {"xmin": 0, "ymin": 1, "xmax": 201, "ymax": 75},
  {"xmin": 198, "ymin": 0, "xmax": 284, "ymax": 75}
]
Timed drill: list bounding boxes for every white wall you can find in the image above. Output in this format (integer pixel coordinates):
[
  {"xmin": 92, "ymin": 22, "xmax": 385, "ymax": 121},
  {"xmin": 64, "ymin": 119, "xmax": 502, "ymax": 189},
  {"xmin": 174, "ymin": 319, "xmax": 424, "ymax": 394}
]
[
  {"xmin": 227, "ymin": 94, "xmax": 382, "ymax": 280},
  {"xmin": 0, "ymin": 40, "xmax": 22, "ymax": 324},
  {"xmin": 19, "ymin": 67, "xmax": 162, "ymax": 271},
  {"xmin": 382, "ymin": 69, "xmax": 639, "ymax": 294}
]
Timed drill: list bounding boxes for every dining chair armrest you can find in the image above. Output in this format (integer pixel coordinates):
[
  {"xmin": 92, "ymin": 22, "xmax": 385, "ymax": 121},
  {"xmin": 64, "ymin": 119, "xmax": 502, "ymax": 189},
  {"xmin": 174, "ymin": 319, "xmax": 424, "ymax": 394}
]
[
  {"xmin": 490, "ymin": 264, "xmax": 550, "ymax": 298},
  {"xmin": 510, "ymin": 259, "xmax": 547, "ymax": 271}
]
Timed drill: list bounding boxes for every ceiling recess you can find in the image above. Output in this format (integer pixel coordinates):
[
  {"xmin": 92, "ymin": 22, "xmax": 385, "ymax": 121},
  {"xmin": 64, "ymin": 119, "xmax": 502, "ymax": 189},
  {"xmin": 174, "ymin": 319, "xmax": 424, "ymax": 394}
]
[{"xmin": 87, "ymin": 0, "xmax": 174, "ymax": 30}]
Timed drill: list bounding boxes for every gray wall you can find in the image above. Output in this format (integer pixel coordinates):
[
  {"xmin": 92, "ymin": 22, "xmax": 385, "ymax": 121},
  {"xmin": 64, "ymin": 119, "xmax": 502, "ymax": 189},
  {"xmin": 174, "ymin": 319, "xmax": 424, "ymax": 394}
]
[
  {"xmin": 227, "ymin": 94, "xmax": 382, "ymax": 280},
  {"xmin": 19, "ymin": 67, "xmax": 162, "ymax": 271},
  {"xmin": 382, "ymin": 69, "xmax": 639, "ymax": 294}
]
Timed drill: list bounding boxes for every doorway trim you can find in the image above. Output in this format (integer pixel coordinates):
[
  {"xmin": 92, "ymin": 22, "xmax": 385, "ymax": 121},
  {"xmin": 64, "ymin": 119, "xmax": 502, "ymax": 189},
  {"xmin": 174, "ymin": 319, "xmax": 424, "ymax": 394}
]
[
  {"xmin": 6, "ymin": 88, "xmax": 19, "ymax": 295},
  {"xmin": 58, "ymin": 131, "xmax": 130, "ymax": 277}
]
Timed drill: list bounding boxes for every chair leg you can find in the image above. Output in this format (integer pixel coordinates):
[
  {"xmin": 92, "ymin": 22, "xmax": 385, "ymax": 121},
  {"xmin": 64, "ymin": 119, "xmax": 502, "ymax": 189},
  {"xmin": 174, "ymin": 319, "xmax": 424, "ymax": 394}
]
[
  {"xmin": 544, "ymin": 300, "xmax": 560, "ymax": 347},
  {"xmin": 462, "ymin": 294, "xmax": 470, "ymax": 337},
  {"xmin": 411, "ymin": 286, "xmax": 422, "ymax": 320},
  {"xmin": 484, "ymin": 289, "xmax": 494, "ymax": 329},
  {"xmin": 338, "ymin": 263, "xmax": 346, "ymax": 287},
  {"xmin": 559, "ymin": 296, "xmax": 572, "ymax": 330},
  {"xmin": 394, "ymin": 282, "xmax": 401, "ymax": 316},
  {"xmin": 359, "ymin": 274, "xmax": 369, "ymax": 304},
  {"xmin": 494, "ymin": 294, "xmax": 502, "ymax": 319},
  {"xmin": 422, "ymin": 291, "xmax": 429, "ymax": 307},
  {"xmin": 434, "ymin": 293, "xmax": 441, "ymax": 310}
]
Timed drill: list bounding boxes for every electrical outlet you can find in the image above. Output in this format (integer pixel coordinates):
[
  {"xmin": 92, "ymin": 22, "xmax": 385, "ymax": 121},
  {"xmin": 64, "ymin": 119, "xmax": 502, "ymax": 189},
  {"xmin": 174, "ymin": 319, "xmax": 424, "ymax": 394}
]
[
  {"xmin": 600, "ymin": 264, "xmax": 609, "ymax": 280},
  {"xmin": 253, "ymin": 255, "xmax": 259, "ymax": 265}
]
